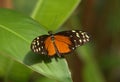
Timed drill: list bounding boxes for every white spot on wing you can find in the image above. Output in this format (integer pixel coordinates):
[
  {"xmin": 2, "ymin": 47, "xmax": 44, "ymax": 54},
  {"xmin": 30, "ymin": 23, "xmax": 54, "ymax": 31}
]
[
  {"xmin": 70, "ymin": 35, "xmax": 72, "ymax": 37},
  {"xmin": 83, "ymin": 39, "xmax": 86, "ymax": 43},
  {"xmin": 81, "ymin": 32, "xmax": 84, "ymax": 35},
  {"xmin": 74, "ymin": 40, "xmax": 76, "ymax": 42},
  {"xmin": 32, "ymin": 41, "xmax": 36, "ymax": 45},
  {"xmin": 36, "ymin": 49, "xmax": 38, "ymax": 52},
  {"xmin": 37, "ymin": 42, "xmax": 39, "ymax": 45},
  {"xmin": 75, "ymin": 44, "xmax": 79, "ymax": 47},
  {"xmin": 76, "ymin": 32, "xmax": 80, "ymax": 37},
  {"xmin": 37, "ymin": 40, "xmax": 39, "ymax": 45},
  {"xmin": 85, "ymin": 34, "xmax": 89, "ymax": 39},
  {"xmin": 72, "ymin": 47, "xmax": 75, "ymax": 50},
  {"xmin": 79, "ymin": 31, "xmax": 82, "ymax": 33},
  {"xmin": 37, "ymin": 37, "xmax": 39, "ymax": 39},
  {"xmin": 72, "ymin": 30, "xmax": 76, "ymax": 32},
  {"xmin": 33, "ymin": 49, "xmax": 36, "ymax": 52},
  {"xmin": 79, "ymin": 39, "xmax": 82, "ymax": 43},
  {"xmin": 34, "ymin": 45, "xmax": 37, "ymax": 48},
  {"xmin": 38, "ymin": 47, "xmax": 41, "ymax": 51},
  {"xmin": 41, "ymin": 52, "xmax": 44, "ymax": 54},
  {"xmin": 41, "ymin": 41, "xmax": 43, "ymax": 43},
  {"xmin": 86, "ymin": 38, "xmax": 89, "ymax": 41},
  {"xmin": 32, "ymin": 46, "xmax": 34, "ymax": 49},
  {"xmin": 82, "ymin": 35, "xmax": 85, "ymax": 38}
]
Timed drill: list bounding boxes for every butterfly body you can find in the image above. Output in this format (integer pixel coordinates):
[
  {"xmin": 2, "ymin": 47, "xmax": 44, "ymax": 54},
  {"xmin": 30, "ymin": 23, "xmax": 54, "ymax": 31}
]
[{"xmin": 31, "ymin": 30, "xmax": 89, "ymax": 57}]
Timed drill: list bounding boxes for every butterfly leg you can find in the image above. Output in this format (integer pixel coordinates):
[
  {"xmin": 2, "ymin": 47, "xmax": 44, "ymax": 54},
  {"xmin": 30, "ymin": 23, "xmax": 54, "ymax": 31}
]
[
  {"xmin": 54, "ymin": 54, "xmax": 64, "ymax": 61},
  {"xmin": 56, "ymin": 50, "xmax": 62, "ymax": 57}
]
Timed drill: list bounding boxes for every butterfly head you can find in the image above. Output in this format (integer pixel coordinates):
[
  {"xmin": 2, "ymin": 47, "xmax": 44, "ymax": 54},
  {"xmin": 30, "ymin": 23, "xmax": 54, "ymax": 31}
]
[{"xmin": 48, "ymin": 31, "xmax": 53, "ymax": 35}]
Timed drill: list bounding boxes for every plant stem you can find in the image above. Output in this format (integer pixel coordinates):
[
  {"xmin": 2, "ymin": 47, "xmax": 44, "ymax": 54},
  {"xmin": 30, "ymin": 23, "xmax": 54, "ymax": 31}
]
[{"xmin": 31, "ymin": 0, "xmax": 43, "ymax": 18}]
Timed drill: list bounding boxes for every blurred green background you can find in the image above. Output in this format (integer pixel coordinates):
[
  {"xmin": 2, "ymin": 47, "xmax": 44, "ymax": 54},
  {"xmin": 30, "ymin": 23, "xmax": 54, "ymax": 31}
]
[{"xmin": 0, "ymin": 0, "xmax": 120, "ymax": 82}]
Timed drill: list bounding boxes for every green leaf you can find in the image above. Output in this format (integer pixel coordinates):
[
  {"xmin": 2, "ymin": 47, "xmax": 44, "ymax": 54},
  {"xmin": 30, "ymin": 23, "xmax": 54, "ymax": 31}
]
[
  {"xmin": 4, "ymin": 59, "xmax": 32, "ymax": 82},
  {"xmin": 31, "ymin": 0, "xmax": 81, "ymax": 31},
  {"xmin": 0, "ymin": 55, "xmax": 11, "ymax": 77},
  {"xmin": 0, "ymin": 8, "xmax": 72, "ymax": 82}
]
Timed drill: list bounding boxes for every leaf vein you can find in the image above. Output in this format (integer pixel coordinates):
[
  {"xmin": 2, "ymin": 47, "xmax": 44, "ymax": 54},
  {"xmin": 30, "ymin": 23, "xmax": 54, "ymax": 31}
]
[{"xmin": 0, "ymin": 24, "xmax": 30, "ymax": 43}]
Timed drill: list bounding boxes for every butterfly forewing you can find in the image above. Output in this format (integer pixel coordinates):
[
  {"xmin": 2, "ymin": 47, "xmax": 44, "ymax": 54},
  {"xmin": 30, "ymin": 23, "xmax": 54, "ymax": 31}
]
[
  {"xmin": 54, "ymin": 35, "xmax": 73, "ymax": 54},
  {"xmin": 31, "ymin": 35, "xmax": 49, "ymax": 55}
]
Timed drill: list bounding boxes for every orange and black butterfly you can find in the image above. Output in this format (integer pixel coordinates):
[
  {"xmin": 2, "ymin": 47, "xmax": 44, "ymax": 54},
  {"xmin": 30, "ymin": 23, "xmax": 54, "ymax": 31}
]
[{"xmin": 31, "ymin": 30, "xmax": 89, "ymax": 57}]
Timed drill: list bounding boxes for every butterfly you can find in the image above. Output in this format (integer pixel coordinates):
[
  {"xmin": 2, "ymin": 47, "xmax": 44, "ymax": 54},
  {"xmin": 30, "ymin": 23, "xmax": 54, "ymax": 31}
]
[{"xmin": 31, "ymin": 30, "xmax": 89, "ymax": 57}]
